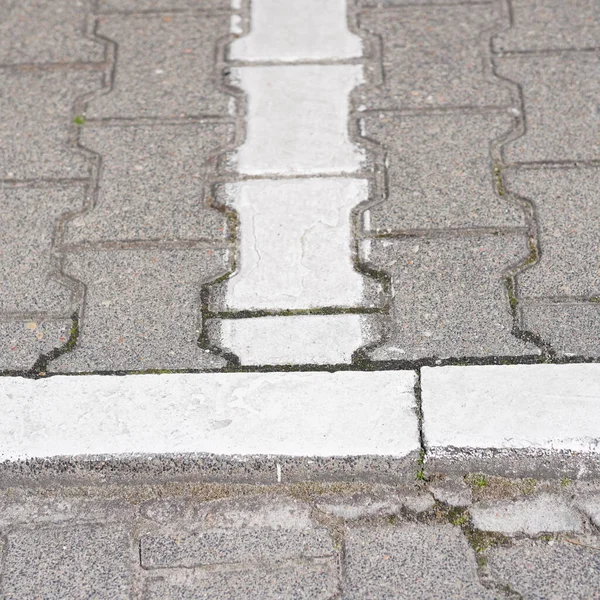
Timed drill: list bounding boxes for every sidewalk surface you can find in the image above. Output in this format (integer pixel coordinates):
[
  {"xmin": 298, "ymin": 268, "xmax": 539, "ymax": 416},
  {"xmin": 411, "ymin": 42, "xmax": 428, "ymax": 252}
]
[{"xmin": 1, "ymin": 0, "xmax": 599, "ymax": 597}]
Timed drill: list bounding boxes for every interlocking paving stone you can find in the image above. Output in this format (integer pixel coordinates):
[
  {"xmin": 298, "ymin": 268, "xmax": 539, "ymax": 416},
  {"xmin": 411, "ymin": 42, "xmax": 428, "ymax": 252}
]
[
  {"xmin": 365, "ymin": 235, "xmax": 537, "ymax": 361},
  {"xmin": 344, "ymin": 523, "xmax": 496, "ymax": 599},
  {"xmin": 143, "ymin": 563, "xmax": 339, "ymax": 600},
  {"xmin": 504, "ymin": 166, "xmax": 600, "ymax": 356},
  {"xmin": 470, "ymin": 494, "xmax": 584, "ymax": 535},
  {"xmin": 1, "ymin": 185, "xmax": 82, "ymax": 314},
  {"xmin": 497, "ymin": 53, "xmax": 600, "ymax": 163},
  {"xmin": 507, "ymin": 167, "xmax": 600, "ymax": 300},
  {"xmin": 97, "ymin": 0, "xmax": 233, "ymax": 12},
  {"xmin": 140, "ymin": 528, "xmax": 334, "ymax": 567},
  {"xmin": 493, "ymin": 0, "xmax": 600, "ymax": 52},
  {"xmin": 64, "ymin": 124, "xmax": 232, "ymax": 243},
  {"xmin": 87, "ymin": 13, "xmax": 233, "ymax": 119},
  {"xmin": 0, "ymin": 524, "xmax": 132, "ymax": 600},
  {"xmin": 0, "ymin": 70, "xmax": 102, "ymax": 180},
  {"xmin": 361, "ymin": 112, "xmax": 525, "ymax": 232},
  {"xmin": 0, "ymin": 0, "xmax": 105, "ymax": 65},
  {"xmin": 356, "ymin": 5, "xmax": 511, "ymax": 110},
  {"xmin": 358, "ymin": 0, "xmax": 490, "ymax": 5},
  {"xmin": 430, "ymin": 478, "xmax": 473, "ymax": 508},
  {"xmin": 521, "ymin": 301, "xmax": 600, "ymax": 357},
  {"xmin": 0, "ymin": 319, "xmax": 72, "ymax": 371},
  {"xmin": 50, "ymin": 248, "xmax": 229, "ymax": 372},
  {"xmin": 488, "ymin": 541, "xmax": 600, "ymax": 600}
]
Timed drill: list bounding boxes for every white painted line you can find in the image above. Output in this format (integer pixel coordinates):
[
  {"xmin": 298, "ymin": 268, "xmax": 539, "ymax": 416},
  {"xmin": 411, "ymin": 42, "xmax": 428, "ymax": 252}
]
[
  {"xmin": 0, "ymin": 372, "xmax": 419, "ymax": 461},
  {"xmin": 219, "ymin": 314, "xmax": 372, "ymax": 365},
  {"xmin": 229, "ymin": 0, "xmax": 362, "ymax": 62},
  {"xmin": 232, "ymin": 65, "xmax": 364, "ymax": 175},
  {"xmin": 422, "ymin": 364, "xmax": 600, "ymax": 454},
  {"xmin": 222, "ymin": 178, "xmax": 368, "ymax": 310}
]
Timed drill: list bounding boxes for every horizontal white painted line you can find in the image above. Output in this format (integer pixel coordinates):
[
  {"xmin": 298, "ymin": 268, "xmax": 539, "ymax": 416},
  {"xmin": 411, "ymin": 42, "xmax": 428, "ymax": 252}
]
[
  {"xmin": 422, "ymin": 364, "xmax": 600, "ymax": 453},
  {"xmin": 0, "ymin": 371, "xmax": 419, "ymax": 461}
]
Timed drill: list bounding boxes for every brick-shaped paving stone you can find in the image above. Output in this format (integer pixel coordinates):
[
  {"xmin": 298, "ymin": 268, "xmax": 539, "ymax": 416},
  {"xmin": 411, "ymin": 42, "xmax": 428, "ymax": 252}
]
[
  {"xmin": 0, "ymin": 524, "xmax": 132, "ymax": 600},
  {"xmin": 140, "ymin": 528, "xmax": 333, "ymax": 567},
  {"xmin": 470, "ymin": 494, "xmax": 584, "ymax": 535},
  {"xmin": 493, "ymin": 0, "xmax": 600, "ymax": 53},
  {"xmin": 0, "ymin": 70, "xmax": 102, "ymax": 180},
  {"xmin": 356, "ymin": 5, "xmax": 511, "ymax": 110},
  {"xmin": 365, "ymin": 235, "xmax": 537, "ymax": 361},
  {"xmin": 497, "ymin": 54, "xmax": 600, "ymax": 163},
  {"xmin": 344, "ymin": 523, "xmax": 496, "ymax": 599},
  {"xmin": 87, "ymin": 13, "xmax": 234, "ymax": 119},
  {"xmin": 143, "ymin": 563, "xmax": 339, "ymax": 600},
  {"xmin": 488, "ymin": 541, "xmax": 600, "ymax": 600},
  {"xmin": 361, "ymin": 112, "xmax": 525, "ymax": 232},
  {"xmin": 0, "ymin": 0, "xmax": 105, "ymax": 65}
]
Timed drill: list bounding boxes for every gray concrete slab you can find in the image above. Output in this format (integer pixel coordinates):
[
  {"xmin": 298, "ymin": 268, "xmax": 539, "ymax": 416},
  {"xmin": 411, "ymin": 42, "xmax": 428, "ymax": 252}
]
[{"xmin": 97, "ymin": 0, "xmax": 234, "ymax": 12}]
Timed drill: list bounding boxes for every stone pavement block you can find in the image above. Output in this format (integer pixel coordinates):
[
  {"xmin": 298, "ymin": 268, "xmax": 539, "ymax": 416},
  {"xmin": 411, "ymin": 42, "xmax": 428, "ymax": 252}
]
[
  {"xmin": 497, "ymin": 54, "xmax": 600, "ymax": 163},
  {"xmin": 49, "ymin": 248, "xmax": 229, "ymax": 372},
  {"xmin": 493, "ymin": 0, "xmax": 600, "ymax": 53},
  {"xmin": 521, "ymin": 301, "xmax": 600, "ymax": 357},
  {"xmin": 0, "ymin": 524, "xmax": 132, "ymax": 600},
  {"xmin": 0, "ymin": 320, "xmax": 71, "ymax": 370},
  {"xmin": 361, "ymin": 112, "xmax": 525, "ymax": 232},
  {"xmin": 430, "ymin": 478, "xmax": 473, "ymax": 508},
  {"xmin": 506, "ymin": 167, "xmax": 600, "ymax": 299},
  {"xmin": 0, "ymin": 0, "xmax": 105, "ymax": 65},
  {"xmin": 0, "ymin": 492, "xmax": 136, "ymax": 527},
  {"xmin": 488, "ymin": 541, "xmax": 600, "ymax": 600},
  {"xmin": 0, "ymin": 70, "xmax": 102, "ymax": 180},
  {"xmin": 316, "ymin": 490, "xmax": 433, "ymax": 520},
  {"xmin": 365, "ymin": 235, "xmax": 538, "ymax": 361},
  {"xmin": 356, "ymin": 5, "xmax": 510, "ymax": 110},
  {"xmin": 65, "ymin": 124, "xmax": 232, "ymax": 244},
  {"xmin": 98, "ymin": 0, "xmax": 234, "ymax": 12},
  {"xmin": 142, "ymin": 495, "xmax": 315, "ymax": 529},
  {"xmin": 470, "ymin": 494, "xmax": 584, "ymax": 535},
  {"xmin": 0, "ymin": 185, "xmax": 82, "ymax": 314},
  {"xmin": 143, "ymin": 563, "xmax": 338, "ymax": 600},
  {"xmin": 359, "ymin": 0, "xmax": 489, "ymax": 4},
  {"xmin": 576, "ymin": 495, "xmax": 600, "ymax": 528},
  {"xmin": 140, "ymin": 528, "xmax": 334, "ymax": 568},
  {"xmin": 344, "ymin": 523, "xmax": 495, "ymax": 599},
  {"xmin": 87, "ymin": 13, "xmax": 233, "ymax": 119}
]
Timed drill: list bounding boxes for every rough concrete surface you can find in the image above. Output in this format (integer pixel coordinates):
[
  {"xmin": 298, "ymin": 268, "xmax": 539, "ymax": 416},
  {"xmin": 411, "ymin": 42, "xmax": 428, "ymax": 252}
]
[{"xmin": 1, "ymin": 0, "xmax": 600, "ymax": 596}]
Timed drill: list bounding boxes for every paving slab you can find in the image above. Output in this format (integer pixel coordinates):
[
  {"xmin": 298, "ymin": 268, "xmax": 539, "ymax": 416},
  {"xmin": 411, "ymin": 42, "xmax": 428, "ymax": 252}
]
[
  {"xmin": 488, "ymin": 540, "xmax": 600, "ymax": 600},
  {"xmin": 344, "ymin": 523, "xmax": 496, "ymax": 599},
  {"xmin": 1, "ymin": 0, "xmax": 600, "ymax": 595}
]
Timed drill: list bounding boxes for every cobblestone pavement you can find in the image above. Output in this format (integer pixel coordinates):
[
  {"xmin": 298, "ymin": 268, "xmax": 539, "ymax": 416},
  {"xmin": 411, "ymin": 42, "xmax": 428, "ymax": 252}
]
[
  {"xmin": 1, "ymin": 479, "xmax": 600, "ymax": 599},
  {"xmin": 1, "ymin": 0, "xmax": 600, "ymax": 597}
]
